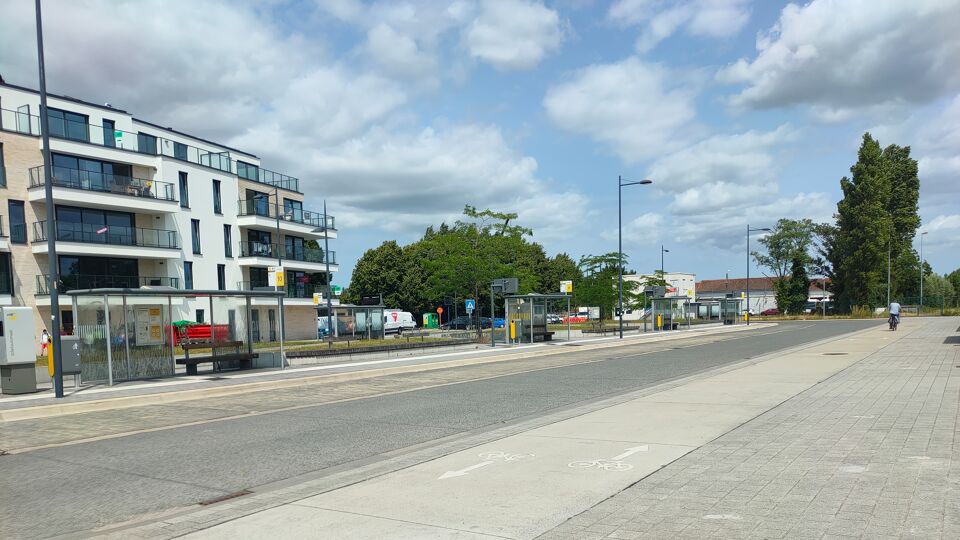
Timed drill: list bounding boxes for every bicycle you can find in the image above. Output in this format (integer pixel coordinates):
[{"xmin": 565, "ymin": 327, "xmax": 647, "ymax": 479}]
[{"xmin": 889, "ymin": 314, "xmax": 899, "ymax": 331}]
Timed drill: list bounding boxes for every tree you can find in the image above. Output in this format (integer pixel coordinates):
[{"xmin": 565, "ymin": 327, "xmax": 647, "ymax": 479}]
[
  {"xmin": 947, "ymin": 268, "xmax": 960, "ymax": 302},
  {"xmin": 575, "ymin": 253, "xmax": 642, "ymax": 319},
  {"xmin": 785, "ymin": 256, "xmax": 810, "ymax": 314},
  {"xmin": 753, "ymin": 218, "xmax": 815, "ymax": 312},
  {"xmin": 923, "ymin": 274, "xmax": 955, "ymax": 308},
  {"xmin": 343, "ymin": 241, "xmax": 407, "ymax": 308},
  {"xmin": 830, "ymin": 133, "xmax": 918, "ymax": 310}
]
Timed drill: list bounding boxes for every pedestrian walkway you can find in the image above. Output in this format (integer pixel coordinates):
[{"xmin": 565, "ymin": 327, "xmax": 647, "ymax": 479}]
[
  {"xmin": 540, "ymin": 317, "xmax": 959, "ymax": 539},
  {"xmin": 153, "ymin": 320, "xmax": 922, "ymax": 540}
]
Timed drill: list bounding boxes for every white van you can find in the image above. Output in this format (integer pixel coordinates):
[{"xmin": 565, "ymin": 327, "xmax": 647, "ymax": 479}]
[{"xmin": 384, "ymin": 310, "xmax": 417, "ymax": 334}]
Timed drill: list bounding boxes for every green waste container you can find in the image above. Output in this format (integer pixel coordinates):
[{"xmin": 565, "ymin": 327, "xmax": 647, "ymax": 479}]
[{"xmin": 422, "ymin": 313, "xmax": 438, "ymax": 329}]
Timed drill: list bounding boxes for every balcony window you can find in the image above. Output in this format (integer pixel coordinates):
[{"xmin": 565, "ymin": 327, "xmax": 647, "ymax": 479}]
[
  {"xmin": 285, "ymin": 236, "xmax": 305, "ymax": 261},
  {"xmin": 249, "ymin": 267, "xmax": 268, "ymax": 288},
  {"xmin": 47, "ymin": 107, "xmax": 89, "ymax": 142},
  {"xmin": 184, "ymin": 261, "xmax": 194, "ymax": 290},
  {"xmin": 191, "ymin": 219, "xmax": 201, "ymax": 254},
  {"xmin": 217, "ymin": 264, "xmax": 226, "ymax": 291},
  {"xmin": 102, "ymin": 120, "xmax": 116, "ymax": 148},
  {"xmin": 179, "ymin": 172, "xmax": 189, "ymax": 208},
  {"xmin": 0, "ymin": 253, "xmax": 12, "ymax": 295},
  {"xmin": 8, "ymin": 200, "xmax": 26, "ymax": 244},
  {"xmin": 213, "ymin": 179, "xmax": 222, "ymax": 214},
  {"xmin": 283, "ymin": 199, "xmax": 303, "ymax": 222},
  {"xmin": 137, "ymin": 132, "xmax": 158, "ymax": 155},
  {"xmin": 0, "ymin": 142, "xmax": 6, "ymax": 187},
  {"xmin": 174, "ymin": 141, "xmax": 188, "ymax": 160}
]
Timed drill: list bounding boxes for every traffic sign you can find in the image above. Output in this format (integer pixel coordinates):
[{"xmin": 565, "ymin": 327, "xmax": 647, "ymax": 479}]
[
  {"xmin": 465, "ymin": 299, "xmax": 476, "ymax": 312},
  {"xmin": 436, "ymin": 307, "xmax": 444, "ymax": 315},
  {"xmin": 331, "ymin": 285, "xmax": 343, "ymax": 296},
  {"xmin": 560, "ymin": 280, "xmax": 573, "ymax": 293}
]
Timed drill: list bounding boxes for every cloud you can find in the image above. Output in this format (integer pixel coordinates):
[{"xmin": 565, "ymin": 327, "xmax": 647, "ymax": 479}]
[
  {"xmin": 719, "ymin": 0, "xmax": 960, "ymax": 111},
  {"xmin": 602, "ymin": 212, "xmax": 665, "ymax": 248},
  {"xmin": 543, "ymin": 57, "xmax": 702, "ymax": 162},
  {"xmin": 463, "ymin": 0, "xmax": 564, "ymax": 70},
  {"xmin": 364, "ymin": 23, "xmax": 438, "ymax": 79},
  {"xmin": 609, "ymin": 0, "xmax": 751, "ymax": 53},
  {"xmin": 645, "ymin": 125, "xmax": 796, "ymax": 213},
  {"xmin": 298, "ymin": 123, "xmax": 591, "ymax": 240}
]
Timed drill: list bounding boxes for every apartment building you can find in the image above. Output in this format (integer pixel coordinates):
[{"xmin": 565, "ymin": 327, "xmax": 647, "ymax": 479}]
[{"xmin": 0, "ymin": 82, "xmax": 337, "ymax": 341}]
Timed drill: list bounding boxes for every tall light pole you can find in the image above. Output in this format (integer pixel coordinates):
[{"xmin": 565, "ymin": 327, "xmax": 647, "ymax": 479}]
[
  {"xmin": 311, "ymin": 204, "xmax": 336, "ymax": 339},
  {"xmin": 36, "ymin": 0, "xmax": 64, "ymax": 398},
  {"xmin": 618, "ymin": 176, "xmax": 653, "ymax": 339},
  {"xmin": 661, "ymin": 245, "xmax": 669, "ymax": 276},
  {"xmin": 887, "ymin": 238, "xmax": 891, "ymax": 308},
  {"xmin": 746, "ymin": 225, "xmax": 771, "ymax": 325},
  {"xmin": 919, "ymin": 231, "xmax": 928, "ymax": 316}
]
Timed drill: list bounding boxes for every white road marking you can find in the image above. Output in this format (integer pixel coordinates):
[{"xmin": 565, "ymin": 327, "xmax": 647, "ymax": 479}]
[
  {"xmin": 438, "ymin": 461, "xmax": 494, "ymax": 479},
  {"xmin": 568, "ymin": 445, "xmax": 650, "ymax": 472},
  {"xmin": 703, "ymin": 514, "xmax": 742, "ymax": 520},
  {"xmin": 611, "ymin": 445, "xmax": 649, "ymax": 460}
]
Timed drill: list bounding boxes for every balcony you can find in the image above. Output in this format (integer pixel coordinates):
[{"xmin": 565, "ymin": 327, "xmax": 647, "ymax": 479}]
[
  {"xmin": 31, "ymin": 221, "xmax": 181, "ymax": 259},
  {"xmin": 36, "ymin": 274, "xmax": 180, "ymax": 295},
  {"xmin": 236, "ymin": 199, "xmax": 337, "ymax": 238},
  {"xmin": 2, "ymin": 106, "xmax": 300, "ymax": 191},
  {"xmin": 238, "ymin": 242, "xmax": 337, "ymax": 271},
  {"xmin": 237, "ymin": 280, "xmax": 328, "ymax": 305},
  {"xmin": 28, "ymin": 165, "xmax": 179, "ymax": 213}
]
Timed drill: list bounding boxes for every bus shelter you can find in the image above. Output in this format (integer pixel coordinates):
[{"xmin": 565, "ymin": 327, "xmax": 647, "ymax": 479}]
[
  {"xmin": 504, "ymin": 293, "xmax": 571, "ymax": 343},
  {"xmin": 66, "ymin": 288, "xmax": 284, "ymax": 385},
  {"xmin": 650, "ymin": 297, "xmax": 691, "ymax": 331},
  {"xmin": 325, "ymin": 303, "xmax": 386, "ymax": 340}
]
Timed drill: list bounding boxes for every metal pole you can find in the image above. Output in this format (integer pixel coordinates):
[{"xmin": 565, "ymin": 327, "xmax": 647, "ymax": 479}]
[
  {"xmin": 103, "ymin": 295, "xmax": 113, "ymax": 386},
  {"xmin": 490, "ymin": 285, "xmax": 495, "ymax": 348},
  {"xmin": 618, "ymin": 176, "xmax": 623, "ymax": 339},
  {"xmin": 278, "ymin": 296, "xmax": 285, "ymax": 368},
  {"xmin": 36, "ymin": 0, "xmax": 64, "ymax": 397},
  {"xmin": 122, "ymin": 295, "xmax": 131, "ymax": 379},
  {"xmin": 245, "ymin": 296, "xmax": 253, "ymax": 354},
  {"xmin": 566, "ymin": 296, "xmax": 570, "ymax": 342},
  {"xmin": 529, "ymin": 300, "xmax": 534, "ymax": 345},
  {"xmin": 274, "ymin": 187, "xmax": 282, "ymax": 266},
  {"xmin": 323, "ymin": 200, "xmax": 334, "ymax": 338},
  {"xmin": 887, "ymin": 239, "xmax": 891, "ymax": 308},
  {"xmin": 168, "ymin": 296, "xmax": 176, "ymax": 374},
  {"xmin": 746, "ymin": 224, "xmax": 750, "ymax": 325},
  {"xmin": 919, "ymin": 233, "xmax": 925, "ymax": 316}
]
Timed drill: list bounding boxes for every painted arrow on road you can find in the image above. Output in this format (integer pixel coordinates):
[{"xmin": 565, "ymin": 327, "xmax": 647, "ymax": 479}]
[
  {"xmin": 611, "ymin": 445, "xmax": 649, "ymax": 460},
  {"xmin": 438, "ymin": 461, "xmax": 494, "ymax": 479}
]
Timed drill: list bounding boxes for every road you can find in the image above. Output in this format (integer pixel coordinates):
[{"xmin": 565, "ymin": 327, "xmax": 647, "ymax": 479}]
[{"xmin": 0, "ymin": 320, "xmax": 877, "ymax": 538}]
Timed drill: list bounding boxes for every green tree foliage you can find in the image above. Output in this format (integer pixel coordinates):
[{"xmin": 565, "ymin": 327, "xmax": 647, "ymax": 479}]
[
  {"xmin": 923, "ymin": 274, "xmax": 955, "ymax": 306},
  {"xmin": 947, "ymin": 268, "xmax": 960, "ymax": 300},
  {"xmin": 345, "ymin": 206, "xmax": 583, "ymax": 316},
  {"xmin": 829, "ymin": 133, "xmax": 922, "ymax": 310},
  {"xmin": 752, "ymin": 218, "xmax": 815, "ymax": 312},
  {"xmin": 574, "ymin": 253, "xmax": 643, "ymax": 319},
  {"xmin": 786, "ymin": 256, "xmax": 810, "ymax": 314}
]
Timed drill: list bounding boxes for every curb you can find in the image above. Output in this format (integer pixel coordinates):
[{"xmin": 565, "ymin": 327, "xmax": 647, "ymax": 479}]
[{"xmin": 0, "ymin": 323, "xmax": 765, "ymax": 423}]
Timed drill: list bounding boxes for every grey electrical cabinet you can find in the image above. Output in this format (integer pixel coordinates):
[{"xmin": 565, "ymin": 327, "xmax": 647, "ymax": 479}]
[
  {"xmin": 0, "ymin": 307, "xmax": 38, "ymax": 394},
  {"xmin": 60, "ymin": 335, "xmax": 82, "ymax": 375}
]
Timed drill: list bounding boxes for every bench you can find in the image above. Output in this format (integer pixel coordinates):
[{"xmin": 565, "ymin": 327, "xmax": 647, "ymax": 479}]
[{"xmin": 177, "ymin": 340, "xmax": 258, "ymax": 375}]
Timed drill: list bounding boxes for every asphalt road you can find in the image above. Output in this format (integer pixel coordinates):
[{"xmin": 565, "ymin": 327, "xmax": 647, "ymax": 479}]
[{"xmin": 0, "ymin": 320, "xmax": 878, "ymax": 538}]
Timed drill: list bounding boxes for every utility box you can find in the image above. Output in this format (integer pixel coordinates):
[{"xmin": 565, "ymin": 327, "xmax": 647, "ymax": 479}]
[
  {"xmin": 0, "ymin": 307, "xmax": 38, "ymax": 394},
  {"xmin": 60, "ymin": 335, "xmax": 82, "ymax": 375}
]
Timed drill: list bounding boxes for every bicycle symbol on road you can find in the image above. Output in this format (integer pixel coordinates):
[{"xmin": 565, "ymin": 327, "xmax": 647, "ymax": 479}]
[
  {"xmin": 568, "ymin": 459, "xmax": 633, "ymax": 471},
  {"xmin": 478, "ymin": 451, "xmax": 534, "ymax": 462}
]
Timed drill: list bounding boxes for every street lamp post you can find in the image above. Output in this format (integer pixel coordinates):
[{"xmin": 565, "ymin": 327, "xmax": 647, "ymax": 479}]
[
  {"xmin": 746, "ymin": 225, "xmax": 771, "ymax": 325},
  {"xmin": 661, "ymin": 245, "xmax": 669, "ymax": 276},
  {"xmin": 618, "ymin": 176, "xmax": 653, "ymax": 339},
  {"xmin": 311, "ymin": 205, "xmax": 336, "ymax": 339},
  {"xmin": 35, "ymin": 0, "xmax": 64, "ymax": 398},
  {"xmin": 919, "ymin": 231, "xmax": 928, "ymax": 316}
]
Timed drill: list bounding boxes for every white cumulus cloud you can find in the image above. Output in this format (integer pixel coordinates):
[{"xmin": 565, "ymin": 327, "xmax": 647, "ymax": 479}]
[
  {"xmin": 463, "ymin": 0, "xmax": 565, "ymax": 70},
  {"xmin": 719, "ymin": 0, "xmax": 960, "ymax": 112},
  {"xmin": 609, "ymin": 0, "xmax": 752, "ymax": 53}
]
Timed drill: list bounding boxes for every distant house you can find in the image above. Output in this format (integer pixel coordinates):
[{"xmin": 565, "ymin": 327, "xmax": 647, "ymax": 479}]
[{"xmin": 696, "ymin": 277, "xmax": 832, "ymax": 313}]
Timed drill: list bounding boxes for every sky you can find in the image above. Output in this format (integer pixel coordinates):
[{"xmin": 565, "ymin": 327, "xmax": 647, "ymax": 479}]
[{"xmin": 2, "ymin": 0, "xmax": 959, "ymax": 286}]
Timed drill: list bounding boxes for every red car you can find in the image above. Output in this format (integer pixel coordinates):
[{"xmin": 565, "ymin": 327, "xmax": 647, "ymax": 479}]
[{"xmin": 760, "ymin": 308, "xmax": 780, "ymax": 316}]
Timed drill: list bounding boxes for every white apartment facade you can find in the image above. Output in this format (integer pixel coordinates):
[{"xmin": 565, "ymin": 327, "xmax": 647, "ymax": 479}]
[{"xmin": 0, "ymin": 82, "xmax": 337, "ymax": 341}]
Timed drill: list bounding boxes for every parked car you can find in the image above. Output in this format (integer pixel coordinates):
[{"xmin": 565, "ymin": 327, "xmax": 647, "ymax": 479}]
[
  {"xmin": 441, "ymin": 316, "xmax": 491, "ymax": 330},
  {"xmin": 546, "ymin": 314, "xmax": 562, "ymax": 324},
  {"xmin": 760, "ymin": 308, "xmax": 780, "ymax": 316}
]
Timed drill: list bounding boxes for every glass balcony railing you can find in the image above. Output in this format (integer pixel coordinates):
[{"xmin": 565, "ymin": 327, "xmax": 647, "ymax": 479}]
[
  {"xmin": 29, "ymin": 165, "xmax": 177, "ymax": 202},
  {"xmin": 32, "ymin": 221, "xmax": 180, "ymax": 249},
  {"xmin": 36, "ymin": 274, "xmax": 180, "ymax": 295},
  {"xmin": 237, "ymin": 280, "xmax": 323, "ymax": 299},
  {"xmin": 237, "ymin": 199, "xmax": 336, "ymax": 230},
  {"xmin": 1, "ymin": 107, "xmax": 300, "ymax": 191},
  {"xmin": 238, "ymin": 242, "xmax": 335, "ymax": 264}
]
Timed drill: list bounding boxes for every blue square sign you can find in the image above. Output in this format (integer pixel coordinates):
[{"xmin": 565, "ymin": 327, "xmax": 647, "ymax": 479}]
[{"xmin": 465, "ymin": 299, "xmax": 476, "ymax": 311}]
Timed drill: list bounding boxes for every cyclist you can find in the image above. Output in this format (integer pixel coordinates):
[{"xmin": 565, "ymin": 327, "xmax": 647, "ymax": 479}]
[{"xmin": 888, "ymin": 301, "xmax": 901, "ymax": 330}]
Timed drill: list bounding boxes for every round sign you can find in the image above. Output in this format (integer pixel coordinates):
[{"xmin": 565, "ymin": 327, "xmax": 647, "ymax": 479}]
[{"xmin": 437, "ymin": 307, "xmax": 444, "ymax": 314}]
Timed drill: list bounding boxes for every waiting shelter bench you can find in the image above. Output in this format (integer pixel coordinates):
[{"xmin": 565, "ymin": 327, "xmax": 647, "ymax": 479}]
[{"xmin": 177, "ymin": 340, "xmax": 258, "ymax": 375}]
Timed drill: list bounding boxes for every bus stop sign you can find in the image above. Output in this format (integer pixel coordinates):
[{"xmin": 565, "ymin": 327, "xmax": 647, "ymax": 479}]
[{"xmin": 465, "ymin": 299, "xmax": 476, "ymax": 313}]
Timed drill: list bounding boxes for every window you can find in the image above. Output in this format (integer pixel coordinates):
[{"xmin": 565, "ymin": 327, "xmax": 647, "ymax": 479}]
[
  {"xmin": 223, "ymin": 224, "xmax": 232, "ymax": 257},
  {"xmin": 8, "ymin": 200, "xmax": 25, "ymax": 244},
  {"xmin": 246, "ymin": 189, "xmax": 270, "ymax": 217},
  {"xmin": 137, "ymin": 132, "xmax": 157, "ymax": 155},
  {"xmin": 283, "ymin": 199, "xmax": 303, "ymax": 222},
  {"xmin": 173, "ymin": 141, "xmax": 188, "ymax": 160},
  {"xmin": 179, "ymin": 172, "xmax": 189, "ymax": 208},
  {"xmin": 191, "ymin": 219, "xmax": 201, "ymax": 254},
  {"xmin": 217, "ymin": 264, "xmax": 226, "ymax": 291},
  {"xmin": 55, "ymin": 206, "xmax": 134, "ymax": 245},
  {"xmin": 52, "ymin": 152, "xmax": 132, "ymax": 192},
  {"xmin": 246, "ymin": 229, "xmax": 272, "ymax": 257},
  {"xmin": 237, "ymin": 161, "xmax": 259, "ymax": 181},
  {"xmin": 102, "ymin": 120, "xmax": 116, "ymax": 148},
  {"xmin": 47, "ymin": 108, "xmax": 89, "ymax": 142},
  {"xmin": 184, "ymin": 261, "xmax": 194, "ymax": 290},
  {"xmin": 195, "ymin": 309, "xmax": 205, "ymax": 324},
  {"xmin": 0, "ymin": 253, "xmax": 12, "ymax": 295},
  {"xmin": 285, "ymin": 235, "xmax": 305, "ymax": 261},
  {"xmin": 249, "ymin": 267, "xmax": 268, "ymax": 288},
  {"xmin": 212, "ymin": 180, "xmax": 222, "ymax": 214},
  {"xmin": 0, "ymin": 142, "xmax": 5, "ymax": 187},
  {"xmin": 58, "ymin": 256, "xmax": 138, "ymax": 289}
]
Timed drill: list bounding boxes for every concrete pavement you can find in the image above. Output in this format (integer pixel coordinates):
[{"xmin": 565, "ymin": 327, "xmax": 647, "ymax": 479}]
[{"xmin": 167, "ymin": 320, "xmax": 910, "ymax": 539}]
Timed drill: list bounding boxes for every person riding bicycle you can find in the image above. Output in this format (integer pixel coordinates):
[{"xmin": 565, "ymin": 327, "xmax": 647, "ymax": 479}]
[{"xmin": 889, "ymin": 301, "xmax": 901, "ymax": 327}]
